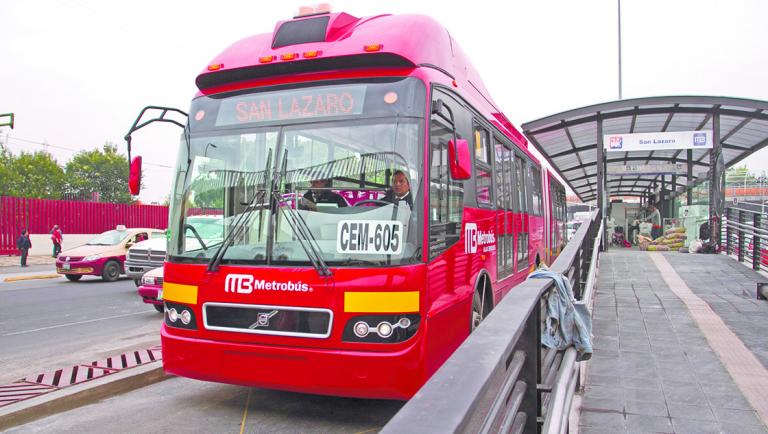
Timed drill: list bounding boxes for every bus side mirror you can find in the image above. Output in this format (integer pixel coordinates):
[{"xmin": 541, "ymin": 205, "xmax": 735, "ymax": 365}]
[
  {"xmin": 129, "ymin": 156, "xmax": 142, "ymax": 195},
  {"xmin": 448, "ymin": 138, "xmax": 471, "ymax": 180}
]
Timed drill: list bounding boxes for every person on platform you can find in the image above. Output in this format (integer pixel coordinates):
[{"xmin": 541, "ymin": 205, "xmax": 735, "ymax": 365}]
[
  {"xmin": 17, "ymin": 229, "xmax": 32, "ymax": 267},
  {"xmin": 50, "ymin": 225, "xmax": 63, "ymax": 258},
  {"xmin": 647, "ymin": 204, "xmax": 662, "ymax": 239}
]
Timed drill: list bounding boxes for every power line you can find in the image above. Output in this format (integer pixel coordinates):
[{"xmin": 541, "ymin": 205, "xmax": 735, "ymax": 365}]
[{"xmin": 2, "ymin": 135, "xmax": 173, "ymax": 169}]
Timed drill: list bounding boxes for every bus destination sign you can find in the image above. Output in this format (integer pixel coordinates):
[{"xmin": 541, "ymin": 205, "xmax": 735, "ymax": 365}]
[{"xmin": 216, "ymin": 85, "xmax": 367, "ymax": 126}]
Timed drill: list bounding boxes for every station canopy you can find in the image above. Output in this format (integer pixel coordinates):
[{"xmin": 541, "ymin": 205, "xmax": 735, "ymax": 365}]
[{"xmin": 521, "ymin": 96, "xmax": 768, "ymax": 202}]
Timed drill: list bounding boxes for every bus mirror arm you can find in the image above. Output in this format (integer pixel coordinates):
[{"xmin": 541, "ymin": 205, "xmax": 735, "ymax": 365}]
[{"xmin": 123, "ymin": 106, "xmax": 189, "ymax": 195}]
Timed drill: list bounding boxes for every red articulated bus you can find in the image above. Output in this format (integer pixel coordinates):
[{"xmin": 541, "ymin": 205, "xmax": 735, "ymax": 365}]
[{"xmin": 131, "ymin": 7, "xmax": 568, "ymax": 400}]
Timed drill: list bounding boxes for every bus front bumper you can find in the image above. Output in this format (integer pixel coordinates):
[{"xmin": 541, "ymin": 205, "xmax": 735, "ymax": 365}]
[{"xmin": 161, "ymin": 325, "xmax": 424, "ymax": 400}]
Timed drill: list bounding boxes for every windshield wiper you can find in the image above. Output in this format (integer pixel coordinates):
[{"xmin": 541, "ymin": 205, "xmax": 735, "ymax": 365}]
[
  {"xmin": 207, "ymin": 149, "xmax": 273, "ymax": 272},
  {"xmin": 272, "ymin": 149, "xmax": 332, "ymax": 278},
  {"xmin": 273, "ymin": 192, "xmax": 332, "ymax": 277},
  {"xmin": 184, "ymin": 224, "xmax": 208, "ymax": 250}
]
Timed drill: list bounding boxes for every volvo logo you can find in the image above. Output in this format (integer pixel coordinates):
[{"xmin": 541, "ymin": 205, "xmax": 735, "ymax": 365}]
[{"xmin": 248, "ymin": 310, "xmax": 278, "ymax": 329}]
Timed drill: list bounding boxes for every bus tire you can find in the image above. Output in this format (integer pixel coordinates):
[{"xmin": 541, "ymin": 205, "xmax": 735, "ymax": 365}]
[
  {"xmin": 65, "ymin": 274, "xmax": 82, "ymax": 282},
  {"xmin": 102, "ymin": 260, "xmax": 121, "ymax": 282},
  {"xmin": 471, "ymin": 290, "xmax": 484, "ymax": 332}
]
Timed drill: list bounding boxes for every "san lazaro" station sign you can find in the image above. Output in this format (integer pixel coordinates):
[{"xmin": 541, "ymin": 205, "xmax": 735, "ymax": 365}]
[{"xmin": 604, "ymin": 130, "xmax": 713, "ymax": 152}]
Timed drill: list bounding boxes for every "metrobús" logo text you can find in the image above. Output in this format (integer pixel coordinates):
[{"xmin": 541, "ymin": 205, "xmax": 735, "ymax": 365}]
[{"xmin": 225, "ymin": 274, "xmax": 313, "ymax": 294}]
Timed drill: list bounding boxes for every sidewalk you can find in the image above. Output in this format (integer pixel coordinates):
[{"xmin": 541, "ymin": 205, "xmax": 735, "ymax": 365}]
[
  {"xmin": 0, "ymin": 256, "xmax": 59, "ymax": 282},
  {"xmin": 580, "ymin": 249, "xmax": 768, "ymax": 433},
  {"xmin": 0, "ymin": 255, "xmax": 56, "ymax": 268}
]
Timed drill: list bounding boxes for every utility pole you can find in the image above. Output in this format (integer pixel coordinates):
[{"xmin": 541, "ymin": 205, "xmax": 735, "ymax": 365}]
[{"xmin": 617, "ymin": 0, "xmax": 623, "ymax": 100}]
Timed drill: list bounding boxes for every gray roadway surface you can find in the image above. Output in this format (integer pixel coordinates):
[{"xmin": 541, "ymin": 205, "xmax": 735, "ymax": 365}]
[
  {"xmin": 0, "ymin": 266, "xmax": 161, "ymax": 385},
  {"xmin": 1, "ymin": 267, "xmax": 403, "ymax": 432},
  {"xmin": 581, "ymin": 250, "xmax": 768, "ymax": 434},
  {"xmin": 5, "ymin": 378, "xmax": 404, "ymax": 433}
]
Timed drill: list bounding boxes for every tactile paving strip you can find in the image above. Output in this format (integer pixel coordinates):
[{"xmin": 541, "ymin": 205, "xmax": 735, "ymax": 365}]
[{"xmin": 0, "ymin": 345, "xmax": 162, "ymax": 408}]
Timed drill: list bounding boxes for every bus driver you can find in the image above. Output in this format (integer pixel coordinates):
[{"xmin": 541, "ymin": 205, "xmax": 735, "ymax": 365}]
[{"xmin": 383, "ymin": 170, "xmax": 413, "ymax": 209}]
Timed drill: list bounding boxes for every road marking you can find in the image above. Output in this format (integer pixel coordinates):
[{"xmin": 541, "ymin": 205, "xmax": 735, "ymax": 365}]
[
  {"xmin": 648, "ymin": 252, "xmax": 768, "ymax": 427},
  {"xmin": 240, "ymin": 388, "xmax": 252, "ymax": 434},
  {"xmin": 1, "ymin": 311, "xmax": 151, "ymax": 337},
  {"xmin": 2, "ymin": 274, "xmax": 61, "ymax": 282}
]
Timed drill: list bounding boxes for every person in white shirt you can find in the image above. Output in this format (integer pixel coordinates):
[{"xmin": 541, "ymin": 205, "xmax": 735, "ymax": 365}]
[{"xmin": 382, "ymin": 170, "xmax": 413, "ymax": 209}]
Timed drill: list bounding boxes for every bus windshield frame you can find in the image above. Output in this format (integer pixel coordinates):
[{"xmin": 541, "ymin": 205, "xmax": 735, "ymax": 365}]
[{"xmin": 167, "ymin": 77, "xmax": 427, "ymax": 268}]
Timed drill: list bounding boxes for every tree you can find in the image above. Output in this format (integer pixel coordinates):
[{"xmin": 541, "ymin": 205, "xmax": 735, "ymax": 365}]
[
  {"xmin": 0, "ymin": 146, "xmax": 66, "ymax": 199},
  {"xmin": 725, "ymin": 166, "xmax": 757, "ymax": 185},
  {"xmin": 65, "ymin": 142, "xmax": 131, "ymax": 203}
]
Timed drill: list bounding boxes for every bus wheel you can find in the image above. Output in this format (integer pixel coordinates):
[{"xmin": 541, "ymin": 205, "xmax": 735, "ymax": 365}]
[
  {"xmin": 65, "ymin": 274, "xmax": 82, "ymax": 282},
  {"xmin": 102, "ymin": 260, "xmax": 121, "ymax": 282},
  {"xmin": 471, "ymin": 290, "xmax": 484, "ymax": 331}
]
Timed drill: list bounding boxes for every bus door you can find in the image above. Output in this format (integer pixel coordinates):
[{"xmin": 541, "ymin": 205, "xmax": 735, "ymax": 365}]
[
  {"xmin": 494, "ymin": 140, "xmax": 514, "ymax": 283},
  {"xmin": 514, "ymin": 155, "xmax": 529, "ymax": 275}
]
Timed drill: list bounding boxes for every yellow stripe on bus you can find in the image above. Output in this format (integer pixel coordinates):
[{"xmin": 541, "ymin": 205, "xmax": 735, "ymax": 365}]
[
  {"xmin": 163, "ymin": 282, "xmax": 198, "ymax": 305},
  {"xmin": 344, "ymin": 291, "xmax": 419, "ymax": 313}
]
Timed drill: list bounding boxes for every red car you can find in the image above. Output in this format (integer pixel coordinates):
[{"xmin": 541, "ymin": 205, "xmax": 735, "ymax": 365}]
[{"xmin": 137, "ymin": 266, "xmax": 164, "ymax": 312}]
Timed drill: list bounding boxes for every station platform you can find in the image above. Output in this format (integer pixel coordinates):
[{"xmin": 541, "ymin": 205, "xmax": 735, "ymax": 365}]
[{"xmin": 579, "ymin": 249, "xmax": 768, "ymax": 433}]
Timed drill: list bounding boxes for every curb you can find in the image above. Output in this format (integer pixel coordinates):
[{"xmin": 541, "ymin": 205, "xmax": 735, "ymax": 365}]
[
  {"xmin": 3, "ymin": 274, "xmax": 61, "ymax": 282},
  {"xmin": 0, "ymin": 362, "xmax": 168, "ymax": 430}
]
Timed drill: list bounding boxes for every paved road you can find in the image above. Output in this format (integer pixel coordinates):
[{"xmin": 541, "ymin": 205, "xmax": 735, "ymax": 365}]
[
  {"xmin": 0, "ymin": 270, "xmax": 162, "ymax": 385},
  {"xmin": 7, "ymin": 377, "xmax": 405, "ymax": 433}
]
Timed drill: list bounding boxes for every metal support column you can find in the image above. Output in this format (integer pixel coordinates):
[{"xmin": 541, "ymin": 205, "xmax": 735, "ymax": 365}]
[
  {"xmin": 687, "ymin": 149, "xmax": 693, "ymax": 205},
  {"xmin": 710, "ymin": 111, "xmax": 724, "ymax": 247},
  {"xmin": 671, "ymin": 173, "xmax": 677, "ymax": 217},
  {"xmin": 754, "ymin": 213, "xmax": 762, "ymax": 272},
  {"xmin": 597, "ymin": 114, "xmax": 606, "ymax": 251}
]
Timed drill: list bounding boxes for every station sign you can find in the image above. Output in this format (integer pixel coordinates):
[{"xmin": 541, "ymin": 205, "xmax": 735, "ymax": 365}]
[
  {"xmin": 607, "ymin": 163, "xmax": 686, "ymax": 175},
  {"xmin": 604, "ymin": 130, "xmax": 713, "ymax": 152}
]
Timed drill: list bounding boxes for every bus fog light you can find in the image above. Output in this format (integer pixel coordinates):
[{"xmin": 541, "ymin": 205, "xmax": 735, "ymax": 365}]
[
  {"xmin": 180, "ymin": 309, "xmax": 192, "ymax": 325},
  {"xmin": 168, "ymin": 308, "xmax": 178, "ymax": 323},
  {"xmin": 376, "ymin": 321, "xmax": 393, "ymax": 338},
  {"xmin": 353, "ymin": 321, "xmax": 370, "ymax": 338},
  {"xmin": 397, "ymin": 317, "xmax": 411, "ymax": 328}
]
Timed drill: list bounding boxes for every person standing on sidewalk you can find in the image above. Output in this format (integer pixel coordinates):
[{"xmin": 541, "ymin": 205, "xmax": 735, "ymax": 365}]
[
  {"xmin": 17, "ymin": 229, "xmax": 32, "ymax": 267},
  {"xmin": 50, "ymin": 225, "xmax": 63, "ymax": 257}
]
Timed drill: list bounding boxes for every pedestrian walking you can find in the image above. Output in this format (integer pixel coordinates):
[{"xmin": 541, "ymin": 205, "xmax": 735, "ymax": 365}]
[
  {"xmin": 17, "ymin": 229, "xmax": 32, "ymax": 267},
  {"xmin": 50, "ymin": 224, "xmax": 63, "ymax": 257}
]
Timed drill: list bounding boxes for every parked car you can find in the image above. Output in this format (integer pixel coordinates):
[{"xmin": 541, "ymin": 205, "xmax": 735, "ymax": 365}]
[
  {"xmin": 126, "ymin": 216, "xmax": 223, "ymax": 285},
  {"xmin": 137, "ymin": 266, "xmax": 164, "ymax": 312},
  {"xmin": 56, "ymin": 226, "xmax": 165, "ymax": 282},
  {"xmin": 125, "ymin": 236, "xmax": 168, "ymax": 285}
]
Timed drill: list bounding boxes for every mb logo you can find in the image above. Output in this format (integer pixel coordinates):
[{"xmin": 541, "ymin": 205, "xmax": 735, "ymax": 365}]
[
  {"xmin": 693, "ymin": 132, "xmax": 707, "ymax": 146},
  {"xmin": 465, "ymin": 223, "xmax": 478, "ymax": 253},
  {"xmin": 609, "ymin": 136, "xmax": 623, "ymax": 149},
  {"xmin": 225, "ymin": 274, "xmax": 254, "ymax": 294}
]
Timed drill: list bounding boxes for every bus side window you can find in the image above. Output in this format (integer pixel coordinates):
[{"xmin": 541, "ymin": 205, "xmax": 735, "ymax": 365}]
[
  {"xmin": 429, "ymin": 91, "xmax": 464, "ymax": 259},
  {"xmin": 473, "ymin": 121, "xmax": 493, "ymax": 207}
]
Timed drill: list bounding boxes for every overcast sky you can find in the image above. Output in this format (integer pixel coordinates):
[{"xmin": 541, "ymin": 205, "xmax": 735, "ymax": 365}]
[{"xmin": 2, "ymin": 0, "xmax": 767, "ymax": 203}]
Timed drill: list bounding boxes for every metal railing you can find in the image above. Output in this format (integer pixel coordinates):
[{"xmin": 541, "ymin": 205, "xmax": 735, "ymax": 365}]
[
  {"xmin": 724, "ymin": 206, "xmax": 768, "ymax": 274},
  {"xmin": 381, "ymin": 210, "xmax": 603, "ymax": 434}
]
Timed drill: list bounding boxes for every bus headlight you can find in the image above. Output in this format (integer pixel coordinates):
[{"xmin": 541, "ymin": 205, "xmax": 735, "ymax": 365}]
[
  {"xmin": 164, "ymin": 301, "xmax": 197, "ymax": 330},
  {"xmin": 343, "ymin": 314, "xmax": 420, "ymax": 343},
  {"xmin": 353, "ymin": 321, "xmax": 370, "ymax": 338}
]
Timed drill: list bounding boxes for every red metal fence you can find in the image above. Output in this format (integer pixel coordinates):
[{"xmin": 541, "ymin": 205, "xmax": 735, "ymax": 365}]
[{"xmin": 0, "ymin": 196, "xmax": 169, "ymax": 255}]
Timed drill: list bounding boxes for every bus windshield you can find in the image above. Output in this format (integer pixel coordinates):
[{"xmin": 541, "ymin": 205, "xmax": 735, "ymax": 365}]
[{"xmin": 168, "ymin": 78, "xmax": 426, "ymax": 267}]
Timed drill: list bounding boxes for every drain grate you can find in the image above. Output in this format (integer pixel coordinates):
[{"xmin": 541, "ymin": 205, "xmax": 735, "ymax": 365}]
[{"xmin": 0, "ymin": 345, "xmax": 162, "ymax": 408}]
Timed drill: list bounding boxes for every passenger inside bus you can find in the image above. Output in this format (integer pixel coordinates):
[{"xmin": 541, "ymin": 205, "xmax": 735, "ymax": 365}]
[
  {"xmin": 382, "ymin": 170, "xmax": 413, "ymax": 209},
  {"xmin": 299, "ymin": 178, "xmax": 348, "ymax": 211}
]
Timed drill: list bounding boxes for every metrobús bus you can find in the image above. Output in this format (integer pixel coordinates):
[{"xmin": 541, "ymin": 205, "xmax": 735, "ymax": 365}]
[{"xmin": 130, "ymin": 8, "xmax": 568, "ymax": 400}]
